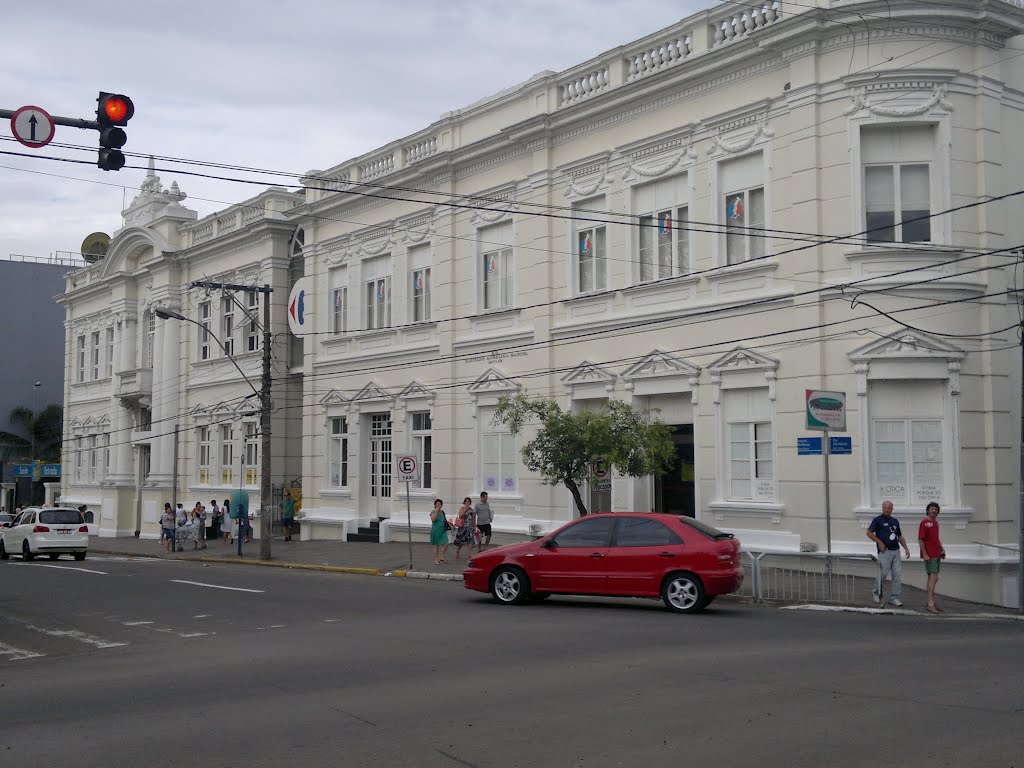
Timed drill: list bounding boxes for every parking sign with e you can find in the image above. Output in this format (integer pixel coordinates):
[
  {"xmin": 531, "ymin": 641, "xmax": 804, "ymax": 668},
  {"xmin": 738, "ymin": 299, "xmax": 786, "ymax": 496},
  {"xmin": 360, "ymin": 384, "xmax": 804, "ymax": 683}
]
[{"xmin": 397, "ymin": 455, "xmax": 419, "ymax": 482}]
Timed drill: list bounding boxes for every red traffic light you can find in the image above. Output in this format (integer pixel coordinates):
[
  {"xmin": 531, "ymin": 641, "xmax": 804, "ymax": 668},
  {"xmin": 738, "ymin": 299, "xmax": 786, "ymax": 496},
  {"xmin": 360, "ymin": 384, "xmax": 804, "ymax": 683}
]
[{"xmin": 97, "ymin": 92, "xmax": 134, "ymax": 126}]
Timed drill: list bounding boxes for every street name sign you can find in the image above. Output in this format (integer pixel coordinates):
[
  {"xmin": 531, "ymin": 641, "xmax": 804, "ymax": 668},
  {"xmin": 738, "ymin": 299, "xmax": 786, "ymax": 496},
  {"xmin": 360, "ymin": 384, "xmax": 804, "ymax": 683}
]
[
  {"xmin": 797, "ymin": 437, "xmax": 823, "ymax": 456},
  {"xmin": 829, "ymin": 436, "xmax": 853, "ymax": 455}
]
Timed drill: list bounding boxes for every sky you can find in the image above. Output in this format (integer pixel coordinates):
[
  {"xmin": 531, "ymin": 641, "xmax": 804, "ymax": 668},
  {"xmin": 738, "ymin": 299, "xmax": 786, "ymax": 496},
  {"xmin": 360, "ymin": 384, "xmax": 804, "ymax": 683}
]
[{"xmin": 0, "ymin": 0, "xmax": 709, "ymax": 261}]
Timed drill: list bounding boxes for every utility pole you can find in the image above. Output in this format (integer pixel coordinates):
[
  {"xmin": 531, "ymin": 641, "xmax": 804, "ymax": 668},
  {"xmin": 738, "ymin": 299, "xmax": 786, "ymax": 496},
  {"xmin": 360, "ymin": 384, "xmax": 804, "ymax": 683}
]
[{"xmin": 186, "ymin": 280, "xmax": 274, "ymax": 561}]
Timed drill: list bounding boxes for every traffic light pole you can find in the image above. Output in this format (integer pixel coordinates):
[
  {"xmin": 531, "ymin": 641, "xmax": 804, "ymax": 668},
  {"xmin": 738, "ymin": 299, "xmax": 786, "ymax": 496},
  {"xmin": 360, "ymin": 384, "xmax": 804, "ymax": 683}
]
[{"xmin": 0, "ymin": 108, "xmax": 100, "ymax": 131}]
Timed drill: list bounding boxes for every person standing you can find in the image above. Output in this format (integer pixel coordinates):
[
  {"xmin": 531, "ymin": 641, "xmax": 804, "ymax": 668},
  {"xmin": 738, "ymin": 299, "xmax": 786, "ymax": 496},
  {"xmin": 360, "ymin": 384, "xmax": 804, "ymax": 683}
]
[
  {"xmin": 867, "ymin": 499, "xmax": 911, "ymax": 606},
  {"xmin": 281, "ymin": 488, "xmax": 296, "ymax": 542},
  {"xmin": 918, "ymin": 502, "xmax": 945, "ymax": 614},
  {"xmin": 210, "ymin": 499, "xmax": 221, "ymax": 539},
  {"xmin": 222, "ymin": 499, "xmax": 233, "ymax": 544},
  {"xmin": 429, "ymin": 498, "xmax": 449, "ymax": 565},
  {"xmin": 452, "ymin": 496, "xmax": 475, "ymax": 559},
  {"xmin": 473, "ymin": 491, "xmax": 493, "ymax": 552},
  {"xmin": 160, "ymin": 502, "xmax": 175, "ymax": 554}
]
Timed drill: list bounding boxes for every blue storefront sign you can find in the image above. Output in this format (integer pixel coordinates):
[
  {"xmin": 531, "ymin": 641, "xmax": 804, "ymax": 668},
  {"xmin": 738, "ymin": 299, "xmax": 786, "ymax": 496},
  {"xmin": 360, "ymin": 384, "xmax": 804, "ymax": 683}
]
[
  {"xmin": 12, "ymin": 464, "xmax": 32, "ymax": 477},
  {"xmin": 797, "ymin": 437, "xmax": 823, "ymax": 456}
]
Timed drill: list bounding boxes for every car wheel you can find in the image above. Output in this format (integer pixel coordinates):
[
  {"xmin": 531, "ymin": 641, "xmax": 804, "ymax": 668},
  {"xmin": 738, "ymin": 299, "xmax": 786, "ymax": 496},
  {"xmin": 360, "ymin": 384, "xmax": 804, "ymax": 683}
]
[
  {"xmin": 528, "ymin": 592, "xmax": 551, "ymax": 601},
  {"xmin": 661, "ymin": 572, "xmax": 706, "ymax": 614},
  {"xmin": 0, "ymin": 540, "xmax": 8, "ymax": 560},
  {"xmin": 48, "ymin": 553, "xmax": 60, "ymax": 561},
  {"xmin": 490, "ymin": 566, "xmax": 529, "ymax": 605},
  {"xmin": 74, "ymin": 553, "xmax": 86, "ymax": 561},
  {"xmin": 22, "ymin": 540, "xmax": 35, "ymax": 561}
]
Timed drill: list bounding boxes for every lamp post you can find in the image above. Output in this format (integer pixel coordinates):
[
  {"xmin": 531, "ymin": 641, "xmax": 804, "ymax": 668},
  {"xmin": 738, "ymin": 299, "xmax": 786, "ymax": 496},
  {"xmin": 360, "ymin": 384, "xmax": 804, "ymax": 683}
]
[
  {"xmin": 31, "ymin": 381, "xmax": 41, "ymax": 460},
  {"xmin": 155, "ymin": 303, "xmax": 272, "ymax": 561}
]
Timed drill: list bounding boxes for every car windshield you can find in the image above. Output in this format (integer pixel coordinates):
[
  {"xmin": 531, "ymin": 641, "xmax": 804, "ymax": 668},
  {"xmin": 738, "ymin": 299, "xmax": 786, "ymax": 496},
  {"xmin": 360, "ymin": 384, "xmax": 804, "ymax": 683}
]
[
  {"xmin": 39, "ymin": 510, "xmax": 84, "ymax": 525},
  {"xmin": 678, "ymin": 517, "xmax": 734, "ymax": 540}
]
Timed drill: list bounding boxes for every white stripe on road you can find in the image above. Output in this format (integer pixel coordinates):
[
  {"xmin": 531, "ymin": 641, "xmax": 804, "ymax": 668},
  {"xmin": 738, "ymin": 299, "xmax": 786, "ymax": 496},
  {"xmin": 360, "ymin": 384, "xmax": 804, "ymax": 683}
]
[
  {"xmin": 170, "ymin": 579, "xmax": 264, "ymax": 593},
  {"xmin": 122, "ymin": 621, "xmax": 154, "ymax": 626},
  {"xmin": 19, "ymin": 623, "xmax": 127, "ymax": 649},
  {"xmin": 0, "ymin": 641, "xmax": 45, "ymax": 661},
  {"xmin": 256, "ymin": 624, "xmax": 286, "ymax": 630},
  {"xmin": 13, "ymin": 562, "xmax": 108, "ymax": 575}
]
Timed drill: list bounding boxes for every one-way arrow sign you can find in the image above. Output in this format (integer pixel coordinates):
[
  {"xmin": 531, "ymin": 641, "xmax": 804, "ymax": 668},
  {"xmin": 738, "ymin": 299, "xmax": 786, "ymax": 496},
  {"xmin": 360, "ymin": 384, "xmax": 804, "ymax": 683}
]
[{"xmin": 10, "ymin": 105, "xmax": 55, "ymax": 148}]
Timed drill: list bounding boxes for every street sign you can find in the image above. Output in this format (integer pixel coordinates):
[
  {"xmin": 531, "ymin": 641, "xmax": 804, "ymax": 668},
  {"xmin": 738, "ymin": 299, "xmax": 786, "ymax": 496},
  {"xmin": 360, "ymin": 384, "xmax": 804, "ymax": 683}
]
[
  {"xmin": 797, "ymin": 437, "xmax": 823, "ymax": 456},
  {"xmin": 590, "ymin": 460, "xmax": 611, "ymax": 492},
  {"xmin": 806, "ymin": 389, "xmax": 846, "ymax": 432},
  {"xmin": 10, "ymin": 105, "xmax": 56, "ymax": 148},
  {"xmin": 829, "ymin": 436, "xmax": 852, "ymax": 455},
  {"xmin": 396, "ymin": 455, "xmax": 419, "ymax": 482},
  {"xmin": 287, "ymin": 278, "xmax": 310, "ymax": 337}
]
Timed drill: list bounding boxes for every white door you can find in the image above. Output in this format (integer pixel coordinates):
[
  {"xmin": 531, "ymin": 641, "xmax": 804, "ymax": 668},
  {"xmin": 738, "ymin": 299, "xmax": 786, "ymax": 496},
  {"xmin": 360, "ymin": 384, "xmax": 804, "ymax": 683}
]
[{"xmin": 368, "ymin": 414, "xmax": 392, "ymax": 518}]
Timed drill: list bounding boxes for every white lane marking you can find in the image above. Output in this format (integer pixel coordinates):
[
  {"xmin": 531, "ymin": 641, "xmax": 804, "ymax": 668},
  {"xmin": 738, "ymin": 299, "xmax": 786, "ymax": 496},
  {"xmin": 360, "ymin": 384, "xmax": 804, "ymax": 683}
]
[
  {"xmin": 13, "ymin": 562, "xmax": 108, "ymax": 575},
  {"xmin": 323, "ymin": 619, "xmax": 342, "ymax": 623},
  {"xmin": 19, "ymin": 623, "xmax": 127, "ymax": 649},
  {"xmin": 780, "ymin": 605, "xmax": 1024, "ymax": 621},
  {"xmin": 0, "ymin": 641, "xmax": 45, "ymax": 661},
  {"xmin": 256, "ymin": 624, "xmax": 286, "ymax": 630},
  {"xmin": 193, "ymin": 614, "xmax": 211, "ymax": 619},
  {"xmin": 123, "ymin": 621, "xmax": 154, "ymax": 626},
  {"xmin": 178, "ymin": 632, "xmax": 210, "ymax": 638},
  {"xmin": 170, "ymin": 579, "xmax": 264, "ymax": 593}
]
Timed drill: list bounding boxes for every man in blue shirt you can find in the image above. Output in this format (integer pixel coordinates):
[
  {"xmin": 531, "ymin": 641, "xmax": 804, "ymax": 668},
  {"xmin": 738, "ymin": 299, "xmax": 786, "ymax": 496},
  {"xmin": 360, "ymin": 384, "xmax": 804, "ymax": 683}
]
[{"xmin": 867, "ymin": 500, "xmax": 911, "ymax": 606}]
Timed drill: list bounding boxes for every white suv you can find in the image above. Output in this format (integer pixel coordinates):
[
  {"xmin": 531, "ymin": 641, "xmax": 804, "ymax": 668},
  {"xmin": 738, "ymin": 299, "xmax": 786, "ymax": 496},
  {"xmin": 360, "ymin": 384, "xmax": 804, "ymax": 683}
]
[{"xmin": 0, "ymin": 507, "xmax": 89, "ymax": 561}]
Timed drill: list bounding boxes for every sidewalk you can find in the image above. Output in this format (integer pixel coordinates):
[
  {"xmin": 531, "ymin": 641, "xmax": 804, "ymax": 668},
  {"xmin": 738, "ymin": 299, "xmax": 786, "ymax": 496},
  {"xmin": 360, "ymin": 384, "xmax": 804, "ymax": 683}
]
[{"xmin": 87, "ymin": 534, "xmax": 1022, "ymax": 617}]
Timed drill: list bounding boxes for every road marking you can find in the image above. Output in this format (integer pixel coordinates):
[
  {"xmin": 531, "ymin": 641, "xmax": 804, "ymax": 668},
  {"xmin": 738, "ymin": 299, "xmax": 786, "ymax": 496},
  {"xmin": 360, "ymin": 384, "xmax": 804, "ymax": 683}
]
[
  {"xmin": 170, "ymin": 579, "xmax": 264, "ymax": 593},
  {"xmin": 13, "ymin": 562, "xmax": 108, "ymax": 575},
  {"xmin": 193, "ymin": 614, "xmax": 211, "ymax": 619},
  {"xmin": 18, "ymin": 622, "xmax": 127, "ymax": 649},
  {"xmin": 323, "ymin": 618, "xmax": 342, "ymax": 623},
  {"xmin": 781, "ymin": 605, "xmax": 1024, "ymax": 621},
  {"xmin": 256, "ymin": 624, "xmax": 286, "ymax": 630},
  {"xmin": 123, "ymin": 621, "xmax": 154, "ymax": 626},
  {"xmin": 178, "ymin": 632, "xmax": 210, "ymax": 638},
  {"xmin": 0, "ymin": 641, "xmax": 45, "ymax": 661}
]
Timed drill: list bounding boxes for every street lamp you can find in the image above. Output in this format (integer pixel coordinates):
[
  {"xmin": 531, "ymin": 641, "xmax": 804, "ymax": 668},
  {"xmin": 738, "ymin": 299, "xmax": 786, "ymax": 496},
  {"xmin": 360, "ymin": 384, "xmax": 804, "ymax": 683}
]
[{"xmin": 154, "ymin": 302, "xmax": 272, "ymax": 561}]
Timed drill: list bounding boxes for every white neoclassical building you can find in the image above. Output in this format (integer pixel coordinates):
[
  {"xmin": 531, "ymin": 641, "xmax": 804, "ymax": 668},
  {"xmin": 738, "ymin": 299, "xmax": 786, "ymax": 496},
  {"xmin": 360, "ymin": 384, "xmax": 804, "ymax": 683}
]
[{"xmin": 60, "ymin": 0, "xmax": 1024, "ymax": 605}]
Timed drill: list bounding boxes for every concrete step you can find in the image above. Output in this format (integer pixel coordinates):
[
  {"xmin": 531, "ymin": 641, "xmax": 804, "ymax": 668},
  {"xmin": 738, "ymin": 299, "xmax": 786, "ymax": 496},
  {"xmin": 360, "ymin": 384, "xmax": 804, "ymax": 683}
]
[{"xmin": 346, "ymin": 531, "xmax": 381, "ymax": 543}]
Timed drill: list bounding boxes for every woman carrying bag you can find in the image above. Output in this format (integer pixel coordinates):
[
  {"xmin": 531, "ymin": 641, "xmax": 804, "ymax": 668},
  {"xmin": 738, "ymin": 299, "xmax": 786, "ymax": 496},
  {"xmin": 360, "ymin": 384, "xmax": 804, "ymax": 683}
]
[
  {"xmin": 429, "ymin": 498, "xmax": 450, "ymax": 565},
  {"xmin": 452, "ymin": 496, "xmax": 475, "ymax": 560}
]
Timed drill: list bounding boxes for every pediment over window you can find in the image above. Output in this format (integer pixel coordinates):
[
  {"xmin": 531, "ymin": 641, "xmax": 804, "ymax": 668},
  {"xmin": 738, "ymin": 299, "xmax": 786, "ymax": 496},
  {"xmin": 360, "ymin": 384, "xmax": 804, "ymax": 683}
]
[
  {"xmin": 622, "ymin": 350, "xmax": 700, "ymax": 381},
  {"xmin": 467, "ymin": 368, "xmax": 520, "ymax": 395},
  {"xmin": 708, "ymin": 346, "xmax": 779, "ymax": 373},
  {"xmin": 319, "ymin": 389, "xmax": 349, "ymax": 407},
  {"xmin": 849, "ymin": 330, "xmax": 965, "ymax": 362},
  {"xmin": 353, "ymin": 382, "xmax": 392, "ymax": 402},
  {"xmin": 399, "ymin": 381, "xmax": 434, "ymax": 402},
  {"xmin": 561, "ymin": 360, "xmax": 615, "ymax": 386}
]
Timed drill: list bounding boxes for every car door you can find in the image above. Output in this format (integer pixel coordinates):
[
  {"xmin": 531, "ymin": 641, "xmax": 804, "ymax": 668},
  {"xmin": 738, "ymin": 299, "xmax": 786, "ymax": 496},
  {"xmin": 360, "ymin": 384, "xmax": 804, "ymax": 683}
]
[
  {"xmin": 529, "ymin": 516, "xmax": 614, "ymax": 594},
  {"xmin": 7, "ymin": 511, "xmax": 32, "ymax": 552},
  {"xmin": 603, "ymin": 516, "xmax": 685, "ymax": 596}
]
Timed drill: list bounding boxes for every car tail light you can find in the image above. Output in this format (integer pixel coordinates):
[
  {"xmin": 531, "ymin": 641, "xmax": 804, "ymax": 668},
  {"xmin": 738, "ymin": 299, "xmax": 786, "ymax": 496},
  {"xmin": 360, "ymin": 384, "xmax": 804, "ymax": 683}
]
[
  {"xmin": 33, "ymin": 525, "xmax": 50, "ymax": 533},
  {"xmin": 79, "ymin": 525, "xmax": 89, "ymax": 533}
]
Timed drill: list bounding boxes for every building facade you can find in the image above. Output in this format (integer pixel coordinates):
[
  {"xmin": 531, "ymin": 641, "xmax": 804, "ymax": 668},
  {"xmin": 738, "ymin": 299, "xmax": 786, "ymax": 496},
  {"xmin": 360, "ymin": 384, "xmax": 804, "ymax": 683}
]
[{"xmin": 60, "ymin": 1, "xmax": 1024, "ymax": 605}]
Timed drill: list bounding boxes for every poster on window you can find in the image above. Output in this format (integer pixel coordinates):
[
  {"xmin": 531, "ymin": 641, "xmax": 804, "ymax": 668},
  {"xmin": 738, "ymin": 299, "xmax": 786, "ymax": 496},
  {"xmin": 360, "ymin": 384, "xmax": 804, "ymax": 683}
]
[
  {"xmin": 753, "ymin": 479, "xmax": 775, "ymax": 501},
  {"xmin": 877, "ymin": 483, "xmax": 907, "ymax": 504},
  {"xmin": 915, "ymin": 482, "xmax": 942, "ymax": 504},
  {"xmin": 484, "ymin": 476, "xmax": 498, "ymax": 492}
]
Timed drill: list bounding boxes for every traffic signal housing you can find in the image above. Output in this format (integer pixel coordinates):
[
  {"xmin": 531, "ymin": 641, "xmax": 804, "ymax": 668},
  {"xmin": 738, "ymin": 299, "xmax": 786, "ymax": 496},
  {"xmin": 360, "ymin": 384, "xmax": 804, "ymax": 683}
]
[{"xmin": 96, "ymin": 92, "xmax": 134, "ymax": 171}]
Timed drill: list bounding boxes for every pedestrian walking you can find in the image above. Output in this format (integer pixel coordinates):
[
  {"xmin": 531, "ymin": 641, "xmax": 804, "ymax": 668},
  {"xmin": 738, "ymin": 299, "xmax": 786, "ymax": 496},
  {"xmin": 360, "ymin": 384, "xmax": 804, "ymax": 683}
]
[
  {"xmin": 281, "ymin": 488, "xmax": 296, "ymax": 541},
  {"xmin": 918, "ymin": 502, "xmax": 945, "ymax": 614},
  {"xmin": 160, "ymin": 502, "xmax": 175, "ymax": 554},
  {"xmin": 210, "ymin": 499, "xmax": 221, "ymax": 538},
  {"xmin": 472, "ymin": 491, "xmax": 493, "ymax": 552},
  {"xmin": 429, "ymin": 498, "xmax": 450, "ymax": 564},
  {"xmin": 867, "ymin": 500, "xmax": 912, "ymax": 606},
  {"xmin": 222, "ymin": 499, "xmax": 233, "ymax": 544},
  {"xmin": 175, "ymin": 503, "xmax": 187, "ymax": 528},
  {"xmin": 452, "ymin": 496, "xmax": 475, "ymax": 559}
]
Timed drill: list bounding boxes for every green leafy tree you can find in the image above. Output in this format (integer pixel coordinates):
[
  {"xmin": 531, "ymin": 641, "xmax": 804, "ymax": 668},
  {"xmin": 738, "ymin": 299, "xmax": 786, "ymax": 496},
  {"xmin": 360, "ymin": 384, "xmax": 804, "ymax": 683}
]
[
  {"xmin": 0, "ymin": 404, "xmax": 64, "ymax": 462},
  {"xmin": 493, "ymin": 394, "xmax": 676, "ymax": 517}
]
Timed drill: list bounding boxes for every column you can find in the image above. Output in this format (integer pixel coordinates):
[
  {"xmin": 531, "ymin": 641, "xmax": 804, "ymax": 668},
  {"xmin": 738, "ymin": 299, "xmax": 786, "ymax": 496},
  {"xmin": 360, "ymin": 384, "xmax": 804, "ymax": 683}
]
[
  {"xmin": 107, "ymin": 316, "xmax": 134, "ymax": 484},
  {"xmin": 148, "ymin": 311, "xmax": 180, "ymax": 486}
]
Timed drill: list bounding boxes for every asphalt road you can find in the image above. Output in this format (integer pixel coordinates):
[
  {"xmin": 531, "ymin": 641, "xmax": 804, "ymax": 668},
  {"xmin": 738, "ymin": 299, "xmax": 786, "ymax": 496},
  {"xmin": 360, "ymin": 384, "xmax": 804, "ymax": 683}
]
[{"xmin": 1, "ymin": 555, "xmax": 1021, "ymax": 768}]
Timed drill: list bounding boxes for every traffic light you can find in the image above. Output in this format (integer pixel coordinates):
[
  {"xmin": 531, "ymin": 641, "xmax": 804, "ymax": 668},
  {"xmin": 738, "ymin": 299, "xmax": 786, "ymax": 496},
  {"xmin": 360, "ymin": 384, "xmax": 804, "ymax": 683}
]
[{"xmin": 96, "ymin": 92, "xmax": 134, "ymax": 171}]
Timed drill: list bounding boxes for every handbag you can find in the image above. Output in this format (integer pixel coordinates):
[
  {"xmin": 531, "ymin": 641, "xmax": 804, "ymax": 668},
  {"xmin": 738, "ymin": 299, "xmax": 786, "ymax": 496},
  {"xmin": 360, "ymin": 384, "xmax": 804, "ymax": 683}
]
[
  {"xmin": 454, "ymin": 516, "xmax": 464, "ymax": 528},
  {"xmin": 444, "ymin": 517, "xmax": 452, "ymax": 532}
]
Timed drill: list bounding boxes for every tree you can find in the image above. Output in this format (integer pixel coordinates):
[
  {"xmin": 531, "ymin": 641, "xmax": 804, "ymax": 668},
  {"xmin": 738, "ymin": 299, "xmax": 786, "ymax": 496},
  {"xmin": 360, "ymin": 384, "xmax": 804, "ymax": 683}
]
[
  {"xmin": 0, "ymin": 404, "xmax": 64, "ymax": 462},
  {"xmin": 492, "ymin": 394, "xmax": 676, "ymax": 517}
]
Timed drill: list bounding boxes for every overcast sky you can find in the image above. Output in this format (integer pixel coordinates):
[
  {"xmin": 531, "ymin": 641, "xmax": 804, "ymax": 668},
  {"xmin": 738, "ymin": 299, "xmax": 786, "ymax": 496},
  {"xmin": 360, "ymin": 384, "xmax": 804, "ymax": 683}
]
[{"xmin": 0, "ymin": 1, "xmax": 709, "ymax": 261}]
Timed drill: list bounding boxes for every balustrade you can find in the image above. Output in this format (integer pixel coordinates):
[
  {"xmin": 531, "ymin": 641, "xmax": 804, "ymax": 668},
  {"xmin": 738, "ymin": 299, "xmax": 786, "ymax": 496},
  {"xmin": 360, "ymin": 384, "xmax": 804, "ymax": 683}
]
[
  {"xmin": 559, "ymin": 66, "xmax": 610, "ymax": 106},
  {"xmin": 360, "ymin": 153, "xmax": 395, "ymax": 181},
  {"xmin": 711, "ymin": 2, "xmax": 780, "ymax": 48},
  {"xmin": 626, "ymin": 34, "xmax": 692, "ymax": 82}
]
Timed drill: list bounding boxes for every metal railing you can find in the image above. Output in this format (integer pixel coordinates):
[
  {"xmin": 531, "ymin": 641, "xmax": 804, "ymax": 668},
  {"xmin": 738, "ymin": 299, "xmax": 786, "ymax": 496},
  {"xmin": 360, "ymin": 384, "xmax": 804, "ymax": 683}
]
[{"xmin": 736, "ymin": 551, "xmax": 879, "ymax": 604}]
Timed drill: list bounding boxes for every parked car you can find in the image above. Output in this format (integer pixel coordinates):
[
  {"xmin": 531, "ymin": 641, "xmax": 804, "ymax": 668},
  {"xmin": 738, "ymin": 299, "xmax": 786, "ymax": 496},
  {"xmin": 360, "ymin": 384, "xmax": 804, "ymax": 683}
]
[
  {"xmin": 0, "ymin": 507, "xmax": 89, "ymax": 561},
  {"xmin": 463, "ymin": 513, "xmax": 742, "ymax": 614},
  {"xmin": 0, "ymin": 513, "xmax": 13, "ymax": 529}
]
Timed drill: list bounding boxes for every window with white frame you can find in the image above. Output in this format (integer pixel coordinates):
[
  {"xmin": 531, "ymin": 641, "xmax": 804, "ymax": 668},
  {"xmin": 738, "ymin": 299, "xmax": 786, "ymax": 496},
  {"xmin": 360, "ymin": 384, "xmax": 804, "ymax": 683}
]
[
  {"xmin": 480, "ymin": 222, "xmax": 513, "ymax": 311},
  {"xmin": 409, "ymin": 244, "xmax": 431, "ymax": 322},
  {"xmin": 145, "ymin": 312, "xmax": 155, "ymax": 368},
  {"xmin": 106, "ymin": 328, "xmax": 114, "ymax": 378},
  {"xmin": 363, "ymin": 256, "xmax": 391, "ymax": 330},
  {"xmin": 75, "ymin": 436, "xmax": 83, "ymax": 480},
  {"xmin": 632, "ymin": 178, "xmax": 690, "ymax": 282},
  {"xmin": 410, "ymin": 412, "xmax": 432, "ymax": 489},
  {"xmin": 330, "ymin": 267, "xmax": 348, "ymax": 334},
  {"xmin": 91, "ymin": 332, "xmax": 101, "ymax": 380},
  {"xmin": 221, "ymin": 296, "xmax": 235, "ymax": 357},
  {"xmin": 480, "ymin": 407, "xmax": 517, "ymax": 494},
  {"xmin": 197, "ymin": 426, "xmax": 211, "ymax": 484},
  {"xmin": 573, "ymin": 197, "xmax": 608, "ymax": 294},
  {"xmin": 720, "ymin": 153, "xmax": 766, "ymax": 265},
  {"xmin": 199, "ymin": 301, "xmax": 212, "ymax": 361},
  {"xmin": 329, "ymin": 416, "xmax": 349, "ymax": 488},
  {"xmin": 869, "ymin": 380, "xmax": 945, "ymax": 505},
  {"xmin": 102, "ymin": 432, "xmax": 110, "ymax": 478},
  {"xmin": 721, "ymin": 387, "xmax": 774, "ymax": 501},
  {"xmin": 87, "ymin": 435, "xmax": 97, "ymax": 480},
  {"xmin": 77, "ymin": 335, "xmax": 86, "ymax": 383},
  {"xmin": 862, "ymin": 124, "xmax": 934, "ymax": 243},
  {"xmin": 246, "ymin": 290, "xmax": 260, "ymax": 352},
  {"xmin": 244, "ymin": 422, "xmax": 258, "ymax": 486},
  {"xmin": 220, "ymin": 424, "xmax": 234, "ymax": 484}
]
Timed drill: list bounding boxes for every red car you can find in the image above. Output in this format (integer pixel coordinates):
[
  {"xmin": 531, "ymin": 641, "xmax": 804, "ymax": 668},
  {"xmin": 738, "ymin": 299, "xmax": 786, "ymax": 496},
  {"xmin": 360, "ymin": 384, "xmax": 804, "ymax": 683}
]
[{"xmin": 463, "ymin": 513, "xmax": 743, "ymax": 614}]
